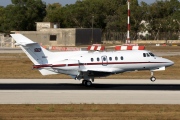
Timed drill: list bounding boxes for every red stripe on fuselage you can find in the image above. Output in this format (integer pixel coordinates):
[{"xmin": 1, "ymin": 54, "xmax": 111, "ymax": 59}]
[
  {"xmin": 33, "ymin": 64, "xmax": 66, "ymax": 69},
  {"xmin": 68, "ymin": 64, "xmax": 79, "ymax": 66},
  {"xmin": 33, "ymin": 62, "xmax": 169, "ymax": 69}
]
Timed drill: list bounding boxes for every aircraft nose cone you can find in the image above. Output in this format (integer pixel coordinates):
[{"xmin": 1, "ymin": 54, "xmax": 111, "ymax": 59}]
[
  {"xmin": 166, "ymin": 59, "xmax": 174, "ymax": 67},
  {"xmin": 170, "ymin": 60, "xmax": 174, "ymax": 66}
]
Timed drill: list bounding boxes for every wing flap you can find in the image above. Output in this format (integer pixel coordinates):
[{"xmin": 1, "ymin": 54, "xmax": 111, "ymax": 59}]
[
  {"xmin": 39, "ymin": 68, "xmax": 58, "ymax": 75},
  {"xmin": 81, "ymin": 68, "xmax": 124, "ymax": 73}
]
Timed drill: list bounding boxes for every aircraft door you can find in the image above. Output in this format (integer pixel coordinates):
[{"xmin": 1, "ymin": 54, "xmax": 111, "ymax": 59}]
[{"xmin": 101, "ymin": 56, "xmax": 108, "ymax": 66}]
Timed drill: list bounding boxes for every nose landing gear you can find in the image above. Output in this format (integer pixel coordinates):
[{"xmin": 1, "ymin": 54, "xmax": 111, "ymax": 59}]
[
  {"xmin": 150, "ymin": 76, "xmax": 156, "ymax": 82},
  {"xmin": 150, "ymin": 71, "xmax": 156, "ymax": 82}
]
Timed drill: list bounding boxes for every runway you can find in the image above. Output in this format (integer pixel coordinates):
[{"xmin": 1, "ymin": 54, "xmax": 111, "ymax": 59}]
[{"xmin": 0, "ymin": 79, "xmax": 180, "ymax": 104}]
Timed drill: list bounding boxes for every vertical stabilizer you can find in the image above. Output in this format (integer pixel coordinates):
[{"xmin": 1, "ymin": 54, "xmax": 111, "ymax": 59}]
[{"xmin": 11, "ymin": 34, "xmax": 52, "ymax": 65}]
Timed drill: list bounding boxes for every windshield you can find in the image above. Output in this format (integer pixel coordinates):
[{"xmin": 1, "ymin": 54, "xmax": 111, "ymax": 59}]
[{"xmin": 149, "ymin": 52, "xmax": 155, "ymax": 57}]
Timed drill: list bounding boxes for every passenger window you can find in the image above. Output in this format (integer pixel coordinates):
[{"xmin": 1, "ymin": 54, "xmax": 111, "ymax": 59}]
[
  {"xmin": 103, "ymin": 57, "xmax": 106, "ymax": 61},
  {"xmin": 121, "ymin": 56, "xmax": 123, "ymax": 60},
  {"xmin": 143, "ymin": 53, "xmax": 146, "ymax": 57},
  {"xmin": 115, "ymin": 57, "xmax": 118, "ymax": 61},
  {"xmin": 91, "ymin": 58, "xmax": 94, "ymax": 62},
  {"xmin": 97, "ymin": 57, "xmax": 100, "ymax": 61},
  {"xmin": 109, "ymin": 57, "xmax": 112, "ymax": 61}
]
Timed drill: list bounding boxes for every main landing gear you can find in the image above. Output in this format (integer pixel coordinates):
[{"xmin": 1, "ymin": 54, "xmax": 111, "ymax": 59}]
[
  {"xmin": 150, "ymin": 71, "xmax": 156, "ymax": 82},
  {"xmin": 82, "ymin": 80, "xmax": 92, "ymax": 86}
]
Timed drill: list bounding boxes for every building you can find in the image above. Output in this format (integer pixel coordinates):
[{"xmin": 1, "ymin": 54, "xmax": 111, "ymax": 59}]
[{"xmin": 11, "ymin": 22, "xmax": 102, "ymax": 46}]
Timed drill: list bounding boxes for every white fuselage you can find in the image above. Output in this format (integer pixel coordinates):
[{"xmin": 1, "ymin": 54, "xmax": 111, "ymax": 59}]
[
  {"xmin": 11, "ymin": 34, "xmax": 174, "ymax": 85},
  {"xmin": 44, "ymin": 50, "xmax": 173, "ymax": 77}
]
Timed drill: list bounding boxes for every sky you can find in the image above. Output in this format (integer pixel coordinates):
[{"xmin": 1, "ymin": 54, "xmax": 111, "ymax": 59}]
[{"xmin": 0, "ymin": 0, "xmax": 159, "ymax": 7}]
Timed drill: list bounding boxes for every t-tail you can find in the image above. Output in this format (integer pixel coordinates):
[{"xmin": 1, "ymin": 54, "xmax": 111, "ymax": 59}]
[{"xmin": 11, "ymin": 34, "xmax": 58, "ymax": 75}]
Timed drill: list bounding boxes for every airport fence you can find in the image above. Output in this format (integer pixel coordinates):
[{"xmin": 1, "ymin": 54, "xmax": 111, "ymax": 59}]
[
  {"xmin": 102, "ymin": 32, "xmax": 180, "ymax": 43},
  {"xmin": 0, "ymin": 34, "xmax": 13, "ymax": 48}
]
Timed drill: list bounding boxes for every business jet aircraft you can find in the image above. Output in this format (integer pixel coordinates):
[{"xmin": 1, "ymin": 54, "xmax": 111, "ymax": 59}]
[{"xmin": 11, "ymin": 34, "xmax": 174, "ymax": 86}]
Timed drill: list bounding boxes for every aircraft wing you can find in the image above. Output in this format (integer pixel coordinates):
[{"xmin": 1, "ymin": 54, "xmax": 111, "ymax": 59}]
[
  {"xmin": 151, "ymin": 66, "xmax": 165, "ymax": 71},
  {"xmin": 78, "ymin": 68, "xmax": 125, "ymax": 78},
  {"xmin": 81, "ymin": 68, "xmax": 125, "ymax": 73}
]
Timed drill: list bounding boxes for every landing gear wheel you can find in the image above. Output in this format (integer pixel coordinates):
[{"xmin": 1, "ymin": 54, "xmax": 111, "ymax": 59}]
[
  {"xmin": 150, "ymin": 76, "xmax": 156, "ymax": 82},
  {"xmin": 86, "ymin": 81, "xmax": 92, "ymax": 86},
  {"xmin": 82, "ymin": 80, "xmax": 87, "ymax": 85},
  {"xmin": 82, "ymin": 80, "xmax": 92, "ymax": 86},
  {"xmin": 150, "ymin": 71, "xmax": 156, "ymax": 82}
]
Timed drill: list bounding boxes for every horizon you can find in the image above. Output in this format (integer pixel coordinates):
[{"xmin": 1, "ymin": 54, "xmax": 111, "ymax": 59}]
[{"xmin": 0, "ymin": 0, "xmax": 159, "ymax": 7}]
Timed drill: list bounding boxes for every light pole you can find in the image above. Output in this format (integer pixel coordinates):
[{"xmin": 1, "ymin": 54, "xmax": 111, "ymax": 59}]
[{"xmin": 91, "ymin": 15, "xmax": 94, "ymax": 44}]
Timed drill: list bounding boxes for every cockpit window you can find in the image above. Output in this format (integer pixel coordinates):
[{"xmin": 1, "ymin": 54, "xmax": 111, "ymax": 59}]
[
  {"xmin": 144, "ymin": 53, "xmax": 155, "ymax": 57},
  {"xmin": 149, "ymin": 53, "xmax": 155, "ymax": 57},
  {"xmin": 143, "ymin": 53, "xmax": 146, "ymax": 57},
  {"xmin": 146, "ymin": 53, "xmax": 150, "ymax": 57}
]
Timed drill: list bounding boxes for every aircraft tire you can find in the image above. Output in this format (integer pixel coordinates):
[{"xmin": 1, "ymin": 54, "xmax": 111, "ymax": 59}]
[
  {"xmin": 150, "ymin": 76, "xmax": 156, "ymax": 82},
  {"xmin": 82, "ymin": 80, "xmax": 87, "ymax": 85},
  {"xmin": 86, "ymin": 81, "xmax": 92, "ymax": 86}
]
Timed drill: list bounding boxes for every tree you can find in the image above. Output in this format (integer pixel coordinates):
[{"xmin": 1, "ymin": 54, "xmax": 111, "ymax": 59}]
[
  {"xmin": 44, "ymin": 3, "xmax": 63, "ymax": 23},
  {"xmin": 61, "ymin": 0, "xmax": 107, "ymax": 29},
  {"xmin": 3, "ymin": 0, "xmax": 46, "ymax": 32},
  {"xmin": 146, "ymin": 0, "xmax": 180, "ymax": 33},
  {"xmin": 130, "ymin": 0, "xmax": 142, "ymax": 33},
  {"xmin": 1, "ymin": 0, "xmax": 179, "ymax": 35},
  {"xmin": 0, "ymin": 6, "xmax": 5, "ymax": 32}
]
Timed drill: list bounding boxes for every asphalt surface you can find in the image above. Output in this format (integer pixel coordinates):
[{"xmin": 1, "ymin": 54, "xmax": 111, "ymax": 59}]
[
  {"xmin": 0, "ymin": 79, "xmax": 180, "ymax": 90},
  {"xmin": 0, "ymin": 79, "xmax": 180, "ymax": 104}
]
